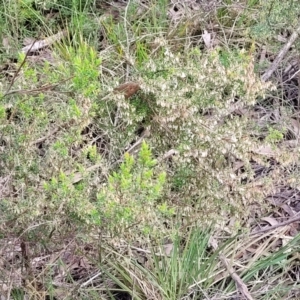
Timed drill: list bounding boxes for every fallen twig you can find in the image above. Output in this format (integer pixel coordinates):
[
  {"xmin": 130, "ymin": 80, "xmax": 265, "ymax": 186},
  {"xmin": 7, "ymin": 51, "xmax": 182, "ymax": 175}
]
[
  {"xmin": 261, "ymin": 23, "xmax": 300, "ymax": 82},
  {"xmin": 3, "ymin": 76, "xmax": 74, "ymax": 98},
  {"xmin": 1, "ymin": 40, "xmax": 36, "ymax": 99},
  {"xmin": 21, "ymin": 30, "xmax": 67, "ymax": 54},
  {"xmin": 219, "ymin": 254, "xmax": 254, "ymax": 300},
  {"xmin": 209, "ymin": 237, "xmax": 254, "ymax": 300},
  {"xmin": 250, "ymin": 213, "xmax": 300, "ymax": 236}
]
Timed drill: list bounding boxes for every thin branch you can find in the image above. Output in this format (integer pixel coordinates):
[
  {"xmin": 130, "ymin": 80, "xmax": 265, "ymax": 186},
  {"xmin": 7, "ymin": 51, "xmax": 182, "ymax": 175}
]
[
  {"xmin": 219, "ymin": 254, "xmax": 254, "ymax": 300},
  {"xmin": 1, "ymin": 40, "xmax": 37, "ymax": 99},
  {"xmin": 250, "ymin": 213, "xmax": 300, "ymax": 236},
  {"xmin": 261, "ymin": 23, "xmax": 300, "ymax": 82},
  {"xmin": 21, "ymin": 30, "xmax": 67, "ymax": 54},
  {"xmin": 3, "ymin": 76, "xmax": 74, "ymax": 98}
]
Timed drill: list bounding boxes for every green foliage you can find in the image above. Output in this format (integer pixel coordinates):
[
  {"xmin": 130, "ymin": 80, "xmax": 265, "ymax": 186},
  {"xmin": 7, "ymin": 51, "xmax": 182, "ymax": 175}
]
[
  {"xmin": 251, "ymin": 0, "xmax": 300, "ymax": 41},
  {"xmin": 103, "ymin": 230, "xmax": 300, "ymax": 299},
  {"xmin": 42, "ymin": 171, "xmax": 94, "ymax": 224},
  {"xmin": 100, "ymin": 17, "xmax": 127, "ymax": 55},
  {"xmin": 1, "ymin": 0, "xmax": 298, "ymax": 297},
  {"xmin": 151, "ymin": 228, "xmax": 215, "ymax": 299},
  {"xmin": 95, "ymin": 141, "xmax": 166, "ymax": 236},
  {"xmin": 135, "ymin": 41, "xmax": 150, "ymax": 66},
  {"xmin": 265, "ymin": 126, "xmax": 284, "ymax": 143},
  {"xmin": 223, "ymin": 232, "xmax": 300, "ymax": 298},
  {"xmin": 34, "ymin": 0, "xmax": 92, "ymax": 12},
  {"xmin": 171, "ymin": 164, "xmax": 193, "ymax": 191},
  {"xmin": 137, "ymin": 46, "xmax": 270, "ymax": 223},
  {"xmin": 0, "ymin": 42, "xmax": 100, "ymax": 235},
  {"xmin": 104, "ymin": 227, "xmax": 224, "ymax": 299},
  {"xmin": 0, "ymin": 0, "xmax": 97, "ymax": 49},
  {"xmin": 85, "ymin": 144, "xmax": 100, "ymax": 163},
  {"xmin": 60, "ymin": 41, "xmax": 101, "ymax": 97}
]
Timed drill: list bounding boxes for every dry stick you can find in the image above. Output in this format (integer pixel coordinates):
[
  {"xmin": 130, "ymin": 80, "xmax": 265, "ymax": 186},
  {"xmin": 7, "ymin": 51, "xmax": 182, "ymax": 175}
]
[
  {"xmin": 112, "ymin": 0, "xmax": 132, "ymax": 126},
  {"xmin": 2, "ymin": 30, "xmax": 68, "ymax": 99},
  {"xmin": 0, "ymin": 41, "xmax": 37, "ymax": 145},
  {"xmin": 212, "ymin": 213, "xmax": 300, "ymax": 298},
  {"xmin": 261, "ymin": 23, "xmax": 300, "ymax": 82},
  {"xmin": 2, "ymin": 40, "xmax": 37, "ymax": 99},
  {"xmin": 21, "ymin": 30, "xmax": 67, "ymax": 53},
  {"xmin": 30, "ymin": 119, "xmax": 73, "ymax": 146},
  {"xmin": 3, "ymin": 75, "xmax": 74, "ymax": 98},
  {"xmin": 219, "ymin": 254, "xmax": 254, "ymax": 300},
  {"xmin": 249, "ymin": 213, "xmax": 300, "ymax": 236},
  {"xmin": 4, "ymin": 82, "xmax": 60, "ymax": 97},
  {"xmin": 7, "ymin": 76, "xmax": 74, "ymax": 123}
]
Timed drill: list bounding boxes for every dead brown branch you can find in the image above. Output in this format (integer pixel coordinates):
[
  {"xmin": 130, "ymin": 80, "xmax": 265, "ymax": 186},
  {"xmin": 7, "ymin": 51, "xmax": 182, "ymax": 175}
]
[
  {"xmin": 261, "ymin": 23, "xmax": 300, "ymax": 82},
  {"xmin": 250, "ymin": 213, "xmax": 300, "ymax": 236},
  {"xmin": 219, "ymin": 254, "xmax": 254, "ymax": 300}
]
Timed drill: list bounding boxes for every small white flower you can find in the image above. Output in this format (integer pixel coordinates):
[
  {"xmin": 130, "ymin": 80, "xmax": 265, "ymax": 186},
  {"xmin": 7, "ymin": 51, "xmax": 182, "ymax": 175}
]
[{"xmin": 201, "ymin": 151, "xmax": 208, "ymax": 157}]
